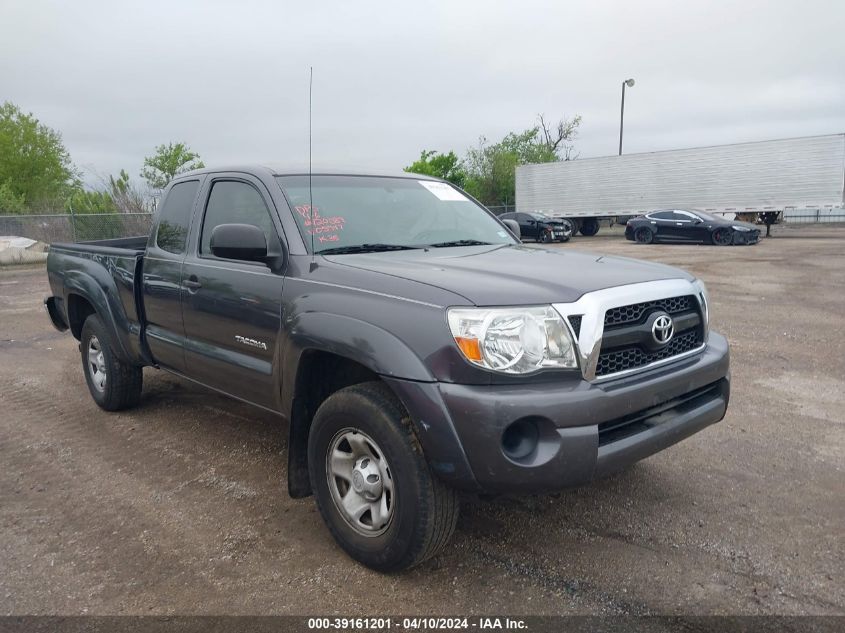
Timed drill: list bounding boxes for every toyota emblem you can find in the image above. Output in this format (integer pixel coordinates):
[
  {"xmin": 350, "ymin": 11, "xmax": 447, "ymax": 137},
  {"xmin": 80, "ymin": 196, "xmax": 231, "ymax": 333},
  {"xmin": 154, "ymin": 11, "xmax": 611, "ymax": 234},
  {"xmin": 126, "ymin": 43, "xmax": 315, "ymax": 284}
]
[{"xmin": 652, "ymin": 314, "xmax": 674, "ymax": 345}]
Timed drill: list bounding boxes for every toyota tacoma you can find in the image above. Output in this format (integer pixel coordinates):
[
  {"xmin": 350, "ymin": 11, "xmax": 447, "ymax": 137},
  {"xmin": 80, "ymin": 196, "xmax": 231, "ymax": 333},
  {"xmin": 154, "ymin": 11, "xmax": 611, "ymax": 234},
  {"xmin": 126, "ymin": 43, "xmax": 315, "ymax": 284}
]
[{"xmin": 45, "ymin": 166, "xmax": 730, "ymax": 571}]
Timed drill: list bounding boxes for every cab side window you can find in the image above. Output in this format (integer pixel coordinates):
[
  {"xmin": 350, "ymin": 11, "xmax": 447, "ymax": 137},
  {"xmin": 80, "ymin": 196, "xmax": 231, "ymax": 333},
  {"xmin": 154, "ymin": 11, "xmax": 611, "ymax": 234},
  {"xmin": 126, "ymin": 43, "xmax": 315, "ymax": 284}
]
[
  {"xmin": 200, "ymin": 181, "xmax": 279, "ymax": 256},
  {"xmin": 156, "ymin": 180, "xmax": 200, "ymax": 254},
  {"xmin": 650, "ymin": 211, "xmax": 674, "ymax": 220}
]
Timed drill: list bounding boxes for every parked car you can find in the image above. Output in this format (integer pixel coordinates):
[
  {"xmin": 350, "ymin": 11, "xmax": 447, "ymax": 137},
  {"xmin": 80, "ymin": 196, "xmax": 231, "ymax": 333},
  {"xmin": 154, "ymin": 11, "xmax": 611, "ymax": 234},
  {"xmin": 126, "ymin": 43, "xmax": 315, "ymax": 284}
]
[
  {"xmin": 45, "ymin": 167, "xmax": 730, "ymax": 571},
  {"xmin": 625, "ymin": 209, "xmax": 761, "ymax": 245},
  {"xmin": 498, "ymin": 211, "xmax": 573, "ymax": 242}
]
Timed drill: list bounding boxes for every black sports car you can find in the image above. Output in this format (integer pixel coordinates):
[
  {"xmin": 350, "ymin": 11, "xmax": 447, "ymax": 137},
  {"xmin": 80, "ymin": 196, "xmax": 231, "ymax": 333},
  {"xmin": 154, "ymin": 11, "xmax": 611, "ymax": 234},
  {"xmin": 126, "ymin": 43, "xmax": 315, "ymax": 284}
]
[
  {"xmin": 625, "ymin": 209, "xmax": 760, "ymax": 245},
  {"xmin": 499, "ymin": 211, "xmax": 574, "ymax": 243}
]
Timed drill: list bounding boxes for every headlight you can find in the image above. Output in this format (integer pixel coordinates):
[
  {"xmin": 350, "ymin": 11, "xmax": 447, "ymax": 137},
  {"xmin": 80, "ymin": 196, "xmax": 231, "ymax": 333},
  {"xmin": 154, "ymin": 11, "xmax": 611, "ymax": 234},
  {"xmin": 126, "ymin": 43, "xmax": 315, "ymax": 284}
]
[
  {"xmin": 732, "ymin": 225, "xmax": 751, "ymax": 231},
  {"xmin": 693, "ymin": 279, "xmax": 710, "ymax": 335},
  {"xmin": 447, "ymin": 306, "xmax": 578, "ymax": 374}
]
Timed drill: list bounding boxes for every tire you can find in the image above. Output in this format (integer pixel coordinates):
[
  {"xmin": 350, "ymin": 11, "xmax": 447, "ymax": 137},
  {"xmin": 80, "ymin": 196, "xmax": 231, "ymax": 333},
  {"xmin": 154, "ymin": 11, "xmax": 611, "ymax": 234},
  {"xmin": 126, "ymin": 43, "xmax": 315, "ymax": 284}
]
[
  {"xmin": 308, "ymin": 381, "xmax": 459, "ymax": 571},
  {"xmin": 541, "ymin": 230, "xmax": 553, "ymax": 243},
  {"xmin": 634, "ymin": 227, "xmax": 653, "ymax": 244},
  {"xmin": 579, "ymin": 218, "xmax": 600, "ymax": 236},
  {"xmin": 80, "ymin": 314, "xmax": 143, "ymax": 411},
  {"xmin": 711, "ymin": 228, "xmax": 733, "ymax": 246}
]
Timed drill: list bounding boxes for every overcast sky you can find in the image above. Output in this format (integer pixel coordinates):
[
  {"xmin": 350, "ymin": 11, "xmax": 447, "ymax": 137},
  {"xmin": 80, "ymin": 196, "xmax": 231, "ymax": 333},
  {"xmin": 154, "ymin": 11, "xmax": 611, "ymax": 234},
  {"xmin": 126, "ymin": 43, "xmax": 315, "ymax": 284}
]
[{"xmin": 2, "ymin": 0, "xmax": 843, "ymax": 186}]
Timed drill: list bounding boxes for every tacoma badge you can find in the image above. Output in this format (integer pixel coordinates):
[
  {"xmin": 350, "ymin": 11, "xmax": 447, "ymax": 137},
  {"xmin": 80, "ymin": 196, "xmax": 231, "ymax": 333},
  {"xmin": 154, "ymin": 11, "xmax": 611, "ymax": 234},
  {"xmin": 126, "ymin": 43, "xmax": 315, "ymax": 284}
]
[{"xmin": 235, "ymin": 335, "xmax": 268, "ymax": 350}]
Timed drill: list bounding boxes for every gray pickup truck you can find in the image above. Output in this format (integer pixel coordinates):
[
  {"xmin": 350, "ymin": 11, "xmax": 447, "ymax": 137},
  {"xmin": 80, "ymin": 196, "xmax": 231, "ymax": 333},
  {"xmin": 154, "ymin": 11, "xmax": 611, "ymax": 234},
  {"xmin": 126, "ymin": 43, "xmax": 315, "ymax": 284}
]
[{"xmin": 45, "ymin": 166, "xmax": 730, "ymax": 571}]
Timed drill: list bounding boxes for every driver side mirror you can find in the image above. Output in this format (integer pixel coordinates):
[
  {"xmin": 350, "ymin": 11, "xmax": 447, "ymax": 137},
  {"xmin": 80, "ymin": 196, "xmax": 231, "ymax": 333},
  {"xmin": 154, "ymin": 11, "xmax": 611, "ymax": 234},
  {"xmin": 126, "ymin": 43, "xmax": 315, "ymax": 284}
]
[
  {"xmin": 693, "ymin": 218, "xmax": 703, "ymax": 224},
  {"xmin": 210, "ymin": 223, "xmax": 268, "ymax": 263},
  {"xmin": 502, "ymin": 218, "xmax": 521, "ymax": 239}
]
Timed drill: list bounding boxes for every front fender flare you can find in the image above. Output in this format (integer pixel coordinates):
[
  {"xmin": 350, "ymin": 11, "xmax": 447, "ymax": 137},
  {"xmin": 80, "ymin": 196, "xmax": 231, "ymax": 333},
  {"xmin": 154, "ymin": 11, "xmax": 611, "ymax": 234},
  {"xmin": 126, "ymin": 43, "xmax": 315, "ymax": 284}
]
[
  {"xmin": 281, "ymin": 312, "xmax": 478, "ymax": 496},
  {"xmin": 282, "ymin": 312, "xmax": 434, "ymax": 406}
]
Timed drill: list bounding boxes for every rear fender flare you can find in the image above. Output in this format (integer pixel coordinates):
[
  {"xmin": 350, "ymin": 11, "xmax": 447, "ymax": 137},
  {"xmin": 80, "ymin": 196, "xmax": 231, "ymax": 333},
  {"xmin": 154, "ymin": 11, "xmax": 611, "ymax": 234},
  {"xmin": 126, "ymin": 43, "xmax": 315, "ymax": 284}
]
[{"xmin": 63, "ymin": 269, "xmax": 134, "ymax": 363}]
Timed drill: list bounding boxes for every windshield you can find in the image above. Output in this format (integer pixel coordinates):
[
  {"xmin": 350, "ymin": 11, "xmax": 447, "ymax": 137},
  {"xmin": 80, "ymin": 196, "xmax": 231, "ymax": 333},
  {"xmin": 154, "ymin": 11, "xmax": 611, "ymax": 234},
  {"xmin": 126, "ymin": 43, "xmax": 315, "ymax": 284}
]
[{"xmin": 276, "ymin": 175, "xmax": 517, "ymax": 253}]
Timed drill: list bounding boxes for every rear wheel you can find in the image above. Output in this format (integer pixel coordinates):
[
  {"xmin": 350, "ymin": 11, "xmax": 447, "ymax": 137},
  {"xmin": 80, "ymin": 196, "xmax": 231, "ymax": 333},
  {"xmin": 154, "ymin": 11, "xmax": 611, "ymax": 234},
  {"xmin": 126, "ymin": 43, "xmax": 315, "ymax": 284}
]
[
  {"xmin": 579, "ymin": 218, "xmax": 600, "ymax": 236},
  {"xmin": 308, "ymin": 381, "xmax": 459, "ymax": 571},
  {"xmin": 634, "ymin": 227, "xmax": 654, "ymax": 244},
  {"xmin": 80, "ymin": 314, "xmax": 143, "ymax": 411},
  {"xmin": 711, "ymin": 228, "xmax": 733, "ymax": 245}
]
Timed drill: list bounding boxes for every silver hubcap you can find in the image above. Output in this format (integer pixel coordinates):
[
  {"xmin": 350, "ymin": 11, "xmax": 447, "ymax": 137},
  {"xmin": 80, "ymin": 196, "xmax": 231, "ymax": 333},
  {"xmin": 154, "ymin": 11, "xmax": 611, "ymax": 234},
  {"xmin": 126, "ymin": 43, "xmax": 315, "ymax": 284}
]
[
  {"xmin": 326, "ymin": 428, "xmax": 394, "ymax": 537},
  {"xmin": 87, "ymin": 336, "xmax": 107, "ymax": 392}
]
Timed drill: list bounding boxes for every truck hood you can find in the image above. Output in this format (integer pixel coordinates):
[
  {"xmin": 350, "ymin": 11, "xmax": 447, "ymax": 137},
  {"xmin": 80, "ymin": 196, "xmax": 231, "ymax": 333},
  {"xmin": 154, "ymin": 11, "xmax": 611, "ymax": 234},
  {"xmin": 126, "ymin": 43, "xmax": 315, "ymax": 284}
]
[{"xmin": 325, "ymin": 244, "xmax": 694, "ymax": 306}]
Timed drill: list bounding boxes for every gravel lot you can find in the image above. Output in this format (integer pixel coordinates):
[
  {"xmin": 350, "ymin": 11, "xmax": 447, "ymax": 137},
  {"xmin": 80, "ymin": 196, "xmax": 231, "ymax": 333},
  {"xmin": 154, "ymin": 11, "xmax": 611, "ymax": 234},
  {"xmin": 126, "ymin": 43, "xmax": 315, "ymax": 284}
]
[{"xmin": 1, "ymin": 225, "xmax": 843, "ymax": 616}]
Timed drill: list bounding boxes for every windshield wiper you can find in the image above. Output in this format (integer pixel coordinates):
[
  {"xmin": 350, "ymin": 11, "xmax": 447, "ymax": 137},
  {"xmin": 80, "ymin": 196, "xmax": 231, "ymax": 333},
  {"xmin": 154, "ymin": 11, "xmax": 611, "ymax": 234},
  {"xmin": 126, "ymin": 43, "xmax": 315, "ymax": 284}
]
[
  {"xmin": 428, "ymin": 239, "xmax": 493, "ymax": 248},
  {"xmin": 317, "ymin": 243, "xmax": 420, "ymax": 255}
]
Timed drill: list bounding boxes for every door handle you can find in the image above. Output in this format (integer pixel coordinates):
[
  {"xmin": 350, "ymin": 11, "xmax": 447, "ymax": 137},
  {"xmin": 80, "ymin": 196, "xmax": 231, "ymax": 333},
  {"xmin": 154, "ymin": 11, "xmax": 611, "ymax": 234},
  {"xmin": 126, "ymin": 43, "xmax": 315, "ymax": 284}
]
[{"xmin": 184, "ymin": 276, "xmax": 202, "ymax": 290}]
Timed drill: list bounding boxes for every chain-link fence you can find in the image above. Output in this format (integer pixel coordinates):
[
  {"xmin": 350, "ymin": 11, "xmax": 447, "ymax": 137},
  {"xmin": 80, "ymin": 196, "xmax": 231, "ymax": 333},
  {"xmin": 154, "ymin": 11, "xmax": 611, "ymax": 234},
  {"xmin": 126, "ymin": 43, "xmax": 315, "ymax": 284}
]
[
  {"xmin": 485, "ymin": 206, "xmax": 844, "ymax": 224},
  {"xmin": 485, "ymin": 205, "xmax": 515, "ymax": 216},
  {"xmin": 0, "ymin": 206, "xmax": 842, "ymax": 246},
  {"xmin": 782, "ymin": 208, "xmax": 845, "ymax": 223},
  {"xmin": 0, "ymin": 212, "xmax": 154, "ymax": 244}
]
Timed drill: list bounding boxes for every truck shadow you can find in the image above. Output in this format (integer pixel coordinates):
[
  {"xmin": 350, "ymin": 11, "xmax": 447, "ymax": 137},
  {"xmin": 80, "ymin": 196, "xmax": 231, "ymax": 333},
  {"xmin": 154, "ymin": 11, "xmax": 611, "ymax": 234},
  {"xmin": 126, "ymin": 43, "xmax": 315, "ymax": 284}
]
[{"xmin": 134, "ymin": 368, "xmax": 699, "ymax": 591}]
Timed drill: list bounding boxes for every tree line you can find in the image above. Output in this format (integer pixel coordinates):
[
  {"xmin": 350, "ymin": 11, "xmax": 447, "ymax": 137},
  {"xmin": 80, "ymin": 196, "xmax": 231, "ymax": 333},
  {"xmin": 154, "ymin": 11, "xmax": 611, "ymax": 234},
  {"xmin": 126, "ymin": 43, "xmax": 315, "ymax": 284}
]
[
  {"xmin": 1, "ymin": 99, "xmax": 582, "ymax": 216},
  {"xmin": 0, "ymin": 101, "xmax": 204, "ymax": 215},
  {"xmin": 404, "ymin": 113, "xmax": 581, "ymax": 207}
]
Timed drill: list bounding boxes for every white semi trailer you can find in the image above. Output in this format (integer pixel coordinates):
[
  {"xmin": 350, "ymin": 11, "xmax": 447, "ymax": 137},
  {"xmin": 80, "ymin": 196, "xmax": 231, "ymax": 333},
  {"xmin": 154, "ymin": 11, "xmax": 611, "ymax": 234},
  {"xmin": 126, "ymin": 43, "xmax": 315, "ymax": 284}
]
[{"xmin": 515, "ymin": 133, "xmax": 845, "ymax": 236}]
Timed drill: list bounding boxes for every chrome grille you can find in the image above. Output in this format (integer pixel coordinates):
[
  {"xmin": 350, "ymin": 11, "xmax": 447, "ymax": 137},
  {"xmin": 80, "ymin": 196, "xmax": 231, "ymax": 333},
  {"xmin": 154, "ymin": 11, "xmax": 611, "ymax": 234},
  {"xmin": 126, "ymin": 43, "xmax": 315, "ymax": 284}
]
[
  {"xmin": 604, "ymin": 295, "xmax": 693, "ymax": 327},
  {"xmin": 595, "ymin": 330, "xmax": 702, "ymax": 377},
  {"xmin": 595, "ymin": 294, "xmax": 704, "ymax": 377},
  {"xmin": 567, "ymin": 315, "xmax": 583, "ymax": 338}
]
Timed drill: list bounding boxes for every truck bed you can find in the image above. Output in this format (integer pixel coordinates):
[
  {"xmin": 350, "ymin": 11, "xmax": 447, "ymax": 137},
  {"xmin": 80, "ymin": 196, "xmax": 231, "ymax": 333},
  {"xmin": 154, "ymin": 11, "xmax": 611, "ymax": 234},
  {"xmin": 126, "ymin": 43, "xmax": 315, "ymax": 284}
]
[
  {"xmin": 50, "ymin": 235, "xmax": 148, "ymax": 255},
  {"xmin": 46, "ymin": 236, "xmax": 149, "ymax": 367}
]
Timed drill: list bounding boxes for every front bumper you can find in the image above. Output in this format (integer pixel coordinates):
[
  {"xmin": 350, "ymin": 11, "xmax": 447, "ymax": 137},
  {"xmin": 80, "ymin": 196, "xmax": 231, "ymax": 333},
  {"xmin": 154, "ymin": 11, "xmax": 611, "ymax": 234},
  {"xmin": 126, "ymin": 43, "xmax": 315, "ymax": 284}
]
[
  {"xmin": 734, "ymin": 230, "xmax": 760, "ymax": 245},
  {"xmin": 386, "ymin": 332, "xmax": 729, "ymax": 493}
]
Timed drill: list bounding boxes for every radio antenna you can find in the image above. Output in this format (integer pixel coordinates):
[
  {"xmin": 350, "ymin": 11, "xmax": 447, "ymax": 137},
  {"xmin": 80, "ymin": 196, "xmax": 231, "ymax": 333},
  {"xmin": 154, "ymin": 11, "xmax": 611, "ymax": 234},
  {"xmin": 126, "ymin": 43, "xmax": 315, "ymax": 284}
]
[{"xmin": 308, "ymin": 66, "xmax": 316, "ymax": 270}]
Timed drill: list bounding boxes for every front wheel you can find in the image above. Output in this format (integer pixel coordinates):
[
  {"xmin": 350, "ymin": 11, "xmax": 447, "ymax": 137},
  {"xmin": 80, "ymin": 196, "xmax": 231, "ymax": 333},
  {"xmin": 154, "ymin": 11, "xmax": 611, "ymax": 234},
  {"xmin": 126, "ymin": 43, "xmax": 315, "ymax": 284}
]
[
  {"xmin": 308, "ymin": 382, "xmax": 459, "ymax": 571},
  {"xmin": 634, "ymin": 227, "xmax": 654, "ymax": 244},
  {"xmin": 711, "ymin": 228, "xmax": 733, "ymax": 245},
  {"xmin": 80, "ymin": 314, "xmax": 143, "ymax": 411}
]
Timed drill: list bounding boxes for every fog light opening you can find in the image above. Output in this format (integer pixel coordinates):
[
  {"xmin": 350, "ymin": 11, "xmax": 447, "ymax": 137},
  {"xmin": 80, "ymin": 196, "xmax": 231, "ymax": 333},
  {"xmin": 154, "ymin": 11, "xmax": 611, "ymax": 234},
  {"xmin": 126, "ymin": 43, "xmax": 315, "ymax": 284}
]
[{"xmin": 501, "ymin": 419, "xmax": 540, "ymax": 462}]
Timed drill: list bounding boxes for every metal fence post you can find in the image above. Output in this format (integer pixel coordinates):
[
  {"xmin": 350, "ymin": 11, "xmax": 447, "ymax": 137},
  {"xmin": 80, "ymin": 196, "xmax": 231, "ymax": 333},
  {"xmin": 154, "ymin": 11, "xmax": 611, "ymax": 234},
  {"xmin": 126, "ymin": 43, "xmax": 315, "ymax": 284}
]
[{"xmin": 69, "ymin": 204, "xmax": 78, "ymax": 242}]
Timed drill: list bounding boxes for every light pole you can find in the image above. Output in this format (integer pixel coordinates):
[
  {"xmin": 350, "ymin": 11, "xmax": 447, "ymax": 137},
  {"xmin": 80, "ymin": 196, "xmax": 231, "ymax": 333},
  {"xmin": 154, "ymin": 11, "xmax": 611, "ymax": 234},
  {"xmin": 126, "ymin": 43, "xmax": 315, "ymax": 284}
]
[{"xmin": 619, "ymin": 78, "xmax": 635, "ymax": 155}]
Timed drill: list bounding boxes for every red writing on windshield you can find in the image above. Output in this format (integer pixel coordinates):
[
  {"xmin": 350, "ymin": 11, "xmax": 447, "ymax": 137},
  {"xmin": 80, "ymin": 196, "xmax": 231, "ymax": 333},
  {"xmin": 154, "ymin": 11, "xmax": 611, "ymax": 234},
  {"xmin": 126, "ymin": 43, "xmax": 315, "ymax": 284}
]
[{"xmin": 295, "ymin": 204, "xmax": 346, "ymax": 239}]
